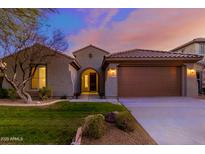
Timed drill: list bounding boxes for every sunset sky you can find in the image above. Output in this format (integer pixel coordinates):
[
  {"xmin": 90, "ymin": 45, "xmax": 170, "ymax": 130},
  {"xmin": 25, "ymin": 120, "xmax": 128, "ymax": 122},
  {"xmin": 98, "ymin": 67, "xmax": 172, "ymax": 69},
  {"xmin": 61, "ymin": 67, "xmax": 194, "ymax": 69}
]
[{"xmin": 41, "ymin": 8, "xmax": 205, "ymax": 52}]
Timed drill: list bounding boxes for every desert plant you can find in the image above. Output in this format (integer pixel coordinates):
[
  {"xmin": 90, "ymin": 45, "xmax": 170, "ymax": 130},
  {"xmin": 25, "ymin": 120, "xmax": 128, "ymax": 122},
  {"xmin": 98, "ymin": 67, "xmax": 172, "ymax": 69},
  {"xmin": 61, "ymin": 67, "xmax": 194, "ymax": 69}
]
[
  {"xmin": 104, "ymin": 111, "xmax": 118, "ymax": 123},
  {"xmin": 60, "ymin": 95, "xmax": 67, "ymax": 99},
  {"xmin": 7, "ymin": 88, "xmax": 17, "ymax": 99},
  {"xmin": 74, "ymin": 92, "xmax": 80, "ymax": 99},
  {"xmin": 99, "ymin": 92, "xmax": 105, "ymax": 99},
  {"xmin": 38, "ymin": 87, "xmax": 52, "ymax": 100},
  {"xmin": 0, "ymin": 88, "xmax": 8, "ymax": 98},
  {"xmin": 0, "ymin": 88, "xmax": 17, "ymax": 99},
  {"xmin": 82, "ymin": 114, "xmax": 106, "ymax": 139},
  {"xmin": 115, "ymin": 111, "xmax": 136, "ymax": 132}
]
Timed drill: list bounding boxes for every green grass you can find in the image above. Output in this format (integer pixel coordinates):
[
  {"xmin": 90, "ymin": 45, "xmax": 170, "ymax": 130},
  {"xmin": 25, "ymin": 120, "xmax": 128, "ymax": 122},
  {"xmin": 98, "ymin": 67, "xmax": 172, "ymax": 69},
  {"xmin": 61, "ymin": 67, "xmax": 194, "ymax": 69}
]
[{"xmin": 0, "ymin": 101, "xmax": 126, "ymax": 145}]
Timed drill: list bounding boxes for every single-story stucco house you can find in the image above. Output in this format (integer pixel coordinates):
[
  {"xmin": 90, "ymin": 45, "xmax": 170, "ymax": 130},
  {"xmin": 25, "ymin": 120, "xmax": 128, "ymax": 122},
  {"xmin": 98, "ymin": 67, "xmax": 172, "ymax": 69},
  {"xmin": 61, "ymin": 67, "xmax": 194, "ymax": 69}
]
[{"xmin": 0, "ymin": 43, "xmax": 203, "ymax": 98}]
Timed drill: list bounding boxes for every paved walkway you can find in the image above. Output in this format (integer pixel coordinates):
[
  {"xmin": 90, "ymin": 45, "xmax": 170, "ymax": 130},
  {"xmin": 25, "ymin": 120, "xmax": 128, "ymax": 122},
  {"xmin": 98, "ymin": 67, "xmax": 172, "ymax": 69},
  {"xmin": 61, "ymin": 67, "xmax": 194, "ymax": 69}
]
[
  {"xmin": 0, "ymin": 99, "xmax": 66, "ymax": 106},
  {"xmin": 121, "ymin": 97, "xmax": 205, "ymax": 145},
  {"xmin": 0, "ymin": 98, "xmax": 120, "ymax": 106},
  {"xmin": 70, "ymin": 98, "xmax": 120, "ymax": 104}
]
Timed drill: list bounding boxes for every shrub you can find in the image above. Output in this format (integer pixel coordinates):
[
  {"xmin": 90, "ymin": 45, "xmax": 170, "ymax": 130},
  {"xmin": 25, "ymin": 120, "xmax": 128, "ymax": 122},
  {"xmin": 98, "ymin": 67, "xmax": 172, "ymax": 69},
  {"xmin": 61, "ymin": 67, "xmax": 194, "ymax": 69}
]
[
  {"xmin": 74, "ymin": 92, "xmax": 80, "ymax": 99},
  {"xmin": 115, "ymin": 111, "xmax": 136, "ymax": 132},
  {"xmin": 99, "ymin": 92, "xmax": 105, "ymax": 99},
  {"xmin": 7, "ymin": 89, "xmax": 17, "ymax": 99},
  {"xmin": 38, "ymin": 87, "xmax": 52, "ymax": 100},
  {"xmin": 105, "ymin": 111, "xmax": 118, "ymax": 123},
  {"xmin": 0, "ymin": 88, "xmax": 8, "ymax": 98},
  {"xmin": 0, "ymin": 88, "xmax": 17, "ymax": 99},
  {"xmin": 82, "ymin": 114, "xmax": 106, "ymax": 139},
  {"xmin": 60, "ymin": 95, "xmax": 67, "ymax": 99}
]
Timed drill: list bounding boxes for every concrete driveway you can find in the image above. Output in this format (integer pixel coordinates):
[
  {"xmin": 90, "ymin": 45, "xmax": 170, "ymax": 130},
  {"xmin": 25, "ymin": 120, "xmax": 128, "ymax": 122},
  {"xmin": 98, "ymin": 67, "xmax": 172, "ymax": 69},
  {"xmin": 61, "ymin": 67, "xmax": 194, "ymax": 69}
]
[{"xmin": 120, "ymin": 97, "xmax": 205, "ymax": 145}]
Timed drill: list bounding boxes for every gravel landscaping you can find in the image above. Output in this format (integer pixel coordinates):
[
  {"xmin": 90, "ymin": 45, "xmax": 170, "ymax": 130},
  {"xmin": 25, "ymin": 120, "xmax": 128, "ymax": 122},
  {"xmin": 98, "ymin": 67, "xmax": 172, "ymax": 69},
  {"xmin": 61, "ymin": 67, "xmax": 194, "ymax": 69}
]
[{"xmin": 82, "ymin": 122, "xmax": 156, "ymax": 145}]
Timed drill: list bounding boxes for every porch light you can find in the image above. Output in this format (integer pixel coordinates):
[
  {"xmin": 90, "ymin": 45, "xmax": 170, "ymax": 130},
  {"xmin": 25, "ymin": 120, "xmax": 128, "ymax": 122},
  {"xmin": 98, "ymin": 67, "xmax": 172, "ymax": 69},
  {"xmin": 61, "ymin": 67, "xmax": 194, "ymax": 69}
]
[
  {"xmin": 108, "ymin": 68, "xmax": 117, "ymax": 77},
  {"xmin": 187, "ymin": 68, "xmax": 196, "ymax": 76}
]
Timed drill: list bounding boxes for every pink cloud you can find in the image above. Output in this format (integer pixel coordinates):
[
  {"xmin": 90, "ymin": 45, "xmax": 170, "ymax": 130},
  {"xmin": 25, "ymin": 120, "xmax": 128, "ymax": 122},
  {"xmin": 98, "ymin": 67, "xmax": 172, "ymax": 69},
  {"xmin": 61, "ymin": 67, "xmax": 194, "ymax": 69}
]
[
  {"xmin": 69, "ymin": 9, "xmax": 205, "ymax": 52},
  {"xmin": 77, "ymin": 8, "xmax": 118, "ymax": 28}
]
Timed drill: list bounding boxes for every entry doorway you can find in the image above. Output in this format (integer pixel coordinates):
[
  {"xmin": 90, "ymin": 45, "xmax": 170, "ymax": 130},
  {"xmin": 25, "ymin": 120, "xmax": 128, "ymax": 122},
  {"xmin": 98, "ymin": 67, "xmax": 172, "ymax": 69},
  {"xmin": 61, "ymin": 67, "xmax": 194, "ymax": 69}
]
[{"xmin": 81, "ymin": 68, "xmax": 98, "ymax": 94}]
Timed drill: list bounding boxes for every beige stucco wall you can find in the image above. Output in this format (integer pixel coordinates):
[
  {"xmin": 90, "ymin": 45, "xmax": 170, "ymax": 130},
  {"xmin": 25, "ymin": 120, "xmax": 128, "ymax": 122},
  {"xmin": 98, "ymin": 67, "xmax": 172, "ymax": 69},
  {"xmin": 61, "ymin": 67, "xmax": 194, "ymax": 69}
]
[
  {"xmin": 73, "ymin": 46, "xmax": 109, "ymax": 93},
  {"xmin": 174, "ymin": 43, "xmax": 198, "ymax": 54},
  {"xmin": 45, "ymin": 55, "xmax": 76, "ymax": 97},
  {"xmin": 69, "ymin": 64, "xmax": 78, "ymax": 94},
  {"xmin": 105, "ymin": 63, "xmax": 118, "ymax": 98},
  {"xmin": 2, "ymin": 50, "xmax": 77, "ymax": 97},
  {"xmin": 184, "ymin": 63, "xmax": 199, "ymax": 96}
]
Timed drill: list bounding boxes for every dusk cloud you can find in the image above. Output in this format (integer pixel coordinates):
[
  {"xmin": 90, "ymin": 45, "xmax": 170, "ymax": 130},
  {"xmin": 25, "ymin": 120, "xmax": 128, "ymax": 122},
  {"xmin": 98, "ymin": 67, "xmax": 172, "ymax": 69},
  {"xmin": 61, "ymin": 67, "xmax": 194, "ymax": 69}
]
[
  {"xmin": 76, "ymin": 8, "xmax": 119, "ymax": 28},
  {"xmin": 68, "ymin": 9, "xmax": 205, "ymax": 52}
]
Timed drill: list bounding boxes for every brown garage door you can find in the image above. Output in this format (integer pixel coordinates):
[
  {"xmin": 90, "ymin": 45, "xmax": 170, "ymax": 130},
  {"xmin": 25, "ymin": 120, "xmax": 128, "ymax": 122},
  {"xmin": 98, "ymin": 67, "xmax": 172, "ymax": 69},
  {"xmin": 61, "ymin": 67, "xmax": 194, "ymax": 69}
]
[{"xmin": 118, "ymin": 66, "xmax": 182, "ymax": 97}]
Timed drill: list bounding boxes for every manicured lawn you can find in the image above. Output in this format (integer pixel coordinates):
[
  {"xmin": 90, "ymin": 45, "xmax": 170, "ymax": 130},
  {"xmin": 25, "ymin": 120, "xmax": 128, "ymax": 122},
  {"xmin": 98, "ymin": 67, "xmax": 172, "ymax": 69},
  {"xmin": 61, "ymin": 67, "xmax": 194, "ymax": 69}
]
[{"xmin": 0, "ymin": 102, "xmax": 125, "ymax": 145}]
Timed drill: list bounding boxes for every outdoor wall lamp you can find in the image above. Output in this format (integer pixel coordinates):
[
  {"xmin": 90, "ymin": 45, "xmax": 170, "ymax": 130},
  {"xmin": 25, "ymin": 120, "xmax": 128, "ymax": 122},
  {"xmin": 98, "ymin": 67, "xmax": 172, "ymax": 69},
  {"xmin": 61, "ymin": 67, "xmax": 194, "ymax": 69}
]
[
  {"xmin": 187, "ymin": 68, "xmax": 196, "ymax": 76},
  {"xmin": 107, "ymin": 68, "xmax": 117, "ymax": 77}
]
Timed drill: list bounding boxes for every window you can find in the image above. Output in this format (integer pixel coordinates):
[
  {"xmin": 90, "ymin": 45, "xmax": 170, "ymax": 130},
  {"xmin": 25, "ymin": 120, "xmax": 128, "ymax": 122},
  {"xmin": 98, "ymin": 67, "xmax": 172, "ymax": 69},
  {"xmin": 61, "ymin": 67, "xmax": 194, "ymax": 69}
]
[
  {"xmin": 200, "ymin": 43, "xmax": 205, "ymax": 54},
  {"xmin": 84, "ymin": 75, "xmax": 89, "ymax": 88},
  {"xmin": 31, "ymin": 65, "xmax": 46, "ymax": 89}
]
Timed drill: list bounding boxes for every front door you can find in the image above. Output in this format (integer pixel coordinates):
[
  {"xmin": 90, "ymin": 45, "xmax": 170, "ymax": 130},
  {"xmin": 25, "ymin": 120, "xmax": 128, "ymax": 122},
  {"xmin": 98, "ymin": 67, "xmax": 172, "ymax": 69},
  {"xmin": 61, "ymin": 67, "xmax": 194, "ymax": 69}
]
[
  {"xmin": 81, "ymin": 69, "xmax": 98, "ymax": 94},
  {"xmin": 89, "ymin": 73, "xmax": 97, "ymax": 91}
]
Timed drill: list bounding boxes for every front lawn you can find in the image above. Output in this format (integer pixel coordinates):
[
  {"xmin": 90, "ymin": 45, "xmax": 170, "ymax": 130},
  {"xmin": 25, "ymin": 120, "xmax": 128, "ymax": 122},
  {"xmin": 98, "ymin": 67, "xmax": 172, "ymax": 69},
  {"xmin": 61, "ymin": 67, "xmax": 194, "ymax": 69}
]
[{"xmin": 0, "ymin": 102, "xmax": 125, "ymax": 144}]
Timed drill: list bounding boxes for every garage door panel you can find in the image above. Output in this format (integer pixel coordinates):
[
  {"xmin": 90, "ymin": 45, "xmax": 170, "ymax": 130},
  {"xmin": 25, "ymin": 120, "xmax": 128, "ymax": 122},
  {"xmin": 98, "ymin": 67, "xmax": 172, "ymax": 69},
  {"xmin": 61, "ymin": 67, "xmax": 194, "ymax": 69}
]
[{"xmin": 118, "ymin": 67, "xmax": 181, "ymax": 97}]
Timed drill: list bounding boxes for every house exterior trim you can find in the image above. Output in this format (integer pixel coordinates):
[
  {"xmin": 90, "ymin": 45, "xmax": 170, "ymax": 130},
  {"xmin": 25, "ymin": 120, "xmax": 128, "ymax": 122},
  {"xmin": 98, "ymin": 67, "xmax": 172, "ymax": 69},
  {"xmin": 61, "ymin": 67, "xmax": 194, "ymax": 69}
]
[{"xmin": 72, "ymin": 44, "xmax": 110, "ymax": 56}]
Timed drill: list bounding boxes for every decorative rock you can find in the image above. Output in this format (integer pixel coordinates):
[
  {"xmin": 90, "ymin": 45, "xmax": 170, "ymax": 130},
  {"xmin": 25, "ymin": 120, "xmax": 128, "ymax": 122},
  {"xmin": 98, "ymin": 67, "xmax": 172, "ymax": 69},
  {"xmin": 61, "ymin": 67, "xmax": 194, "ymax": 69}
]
[
  {"xmin": 105, "ymin": 111, "xmax": 119, "ymax": 123},
  {"xmin": 71, "ymin": 127, "xmax": 82, "ymax": 145}
]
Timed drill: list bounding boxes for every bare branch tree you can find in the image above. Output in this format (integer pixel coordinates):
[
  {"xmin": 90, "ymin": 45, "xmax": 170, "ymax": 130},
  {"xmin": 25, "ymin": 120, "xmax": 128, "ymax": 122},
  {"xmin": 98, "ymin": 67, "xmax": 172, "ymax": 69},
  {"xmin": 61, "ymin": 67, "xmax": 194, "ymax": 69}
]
[
  {"xmin": 0, "ymin": 25, "xmax": 68, "ymax": 103},
  {"xmin": 0, "ymin": 9, "xmax": 55, "ymax": 45}
]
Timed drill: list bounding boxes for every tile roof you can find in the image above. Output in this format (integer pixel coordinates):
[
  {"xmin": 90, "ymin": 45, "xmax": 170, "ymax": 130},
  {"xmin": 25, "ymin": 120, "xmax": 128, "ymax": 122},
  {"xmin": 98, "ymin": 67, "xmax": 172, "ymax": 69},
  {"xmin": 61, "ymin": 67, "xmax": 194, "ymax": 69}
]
[
  {"xmin": 106, "ymin": 48, "xmax": 202, "ymax": 59},
  {"xmin": 197, "ymin": 59, "xmax": 205, "ymax": 66},
  {"xmin": 1, "ymin": 43, "xmax": 81, "ymax": 70}
]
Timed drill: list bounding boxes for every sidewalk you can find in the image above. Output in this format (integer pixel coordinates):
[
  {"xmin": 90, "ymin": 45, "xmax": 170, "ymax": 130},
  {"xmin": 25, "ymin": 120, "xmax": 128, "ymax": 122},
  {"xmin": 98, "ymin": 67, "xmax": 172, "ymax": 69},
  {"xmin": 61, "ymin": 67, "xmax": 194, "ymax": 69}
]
[
  {"xmin": 0, "ymin": 98, "xmax": 120, "ymax": 107},
  {"xmin": 70, "ymin": 98, "xmax": 120, "ymax": 104},
  {"xmin": 0, "ymin": 99, "xmax": 66, "ymax": 107}
]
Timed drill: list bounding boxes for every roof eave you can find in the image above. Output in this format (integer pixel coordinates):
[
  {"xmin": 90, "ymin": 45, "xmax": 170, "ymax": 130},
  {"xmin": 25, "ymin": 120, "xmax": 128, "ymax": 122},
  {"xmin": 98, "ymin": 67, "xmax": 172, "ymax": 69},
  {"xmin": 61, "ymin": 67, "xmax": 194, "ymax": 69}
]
[
  {"xmin": 105, "ymin": 57, "xmax": 203, "ymax": 61},
  {"xmin": 102, "ymin": 57, "xmax": 203, "ymax": 68},
  {"xmin": 72, "ymin": 45, "xmax": 110, "ymax": 56},
  {"xmin": 70, "ymin": 60, "xmax": 81, "ymax": 70}
]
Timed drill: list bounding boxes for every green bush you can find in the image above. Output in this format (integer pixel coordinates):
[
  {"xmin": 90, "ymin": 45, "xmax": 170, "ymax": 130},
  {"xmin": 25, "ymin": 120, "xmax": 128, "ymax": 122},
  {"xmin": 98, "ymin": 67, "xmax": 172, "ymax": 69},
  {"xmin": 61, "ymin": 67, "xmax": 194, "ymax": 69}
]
[
  {"xmin": 115, "ymin": 111, "xmax": 136, "ymax": 132},
  {"xmin": 0, "ymin": 88, "xmax": 8, "ymax": 98},
  {"xmin": 7, "ymin": 89, "xmax": 17, "ymax": 99},
  {"xmin": 82, "ymin": 114, "xmax": 106, "ymax": 139},
  {"xmin": 60, "ymin": 95, "xmax": 67, "ymax": 99},
  {"xmin": 38, "ymin": 87, "xmax": 52, "ymax": 100},
  {"xmin": 0, "ymin": 88, "xmax": 17, "ymax": 99},
  {"xmin": 105, "ymin": 111, "xmax": 118, "ymax": 123}
]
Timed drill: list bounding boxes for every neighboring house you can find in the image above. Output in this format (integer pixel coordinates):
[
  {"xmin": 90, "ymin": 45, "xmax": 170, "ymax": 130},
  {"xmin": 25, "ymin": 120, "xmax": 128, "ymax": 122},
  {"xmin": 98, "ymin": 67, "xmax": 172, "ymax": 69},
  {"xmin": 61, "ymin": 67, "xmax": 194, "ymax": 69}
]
[
  {"xmin": 170, "ymin": 38, "xmax": 205, "ymax": 94},
  {"xmin": 1, "ymin": 44, "xmax": 202, "ymax": 98}
]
